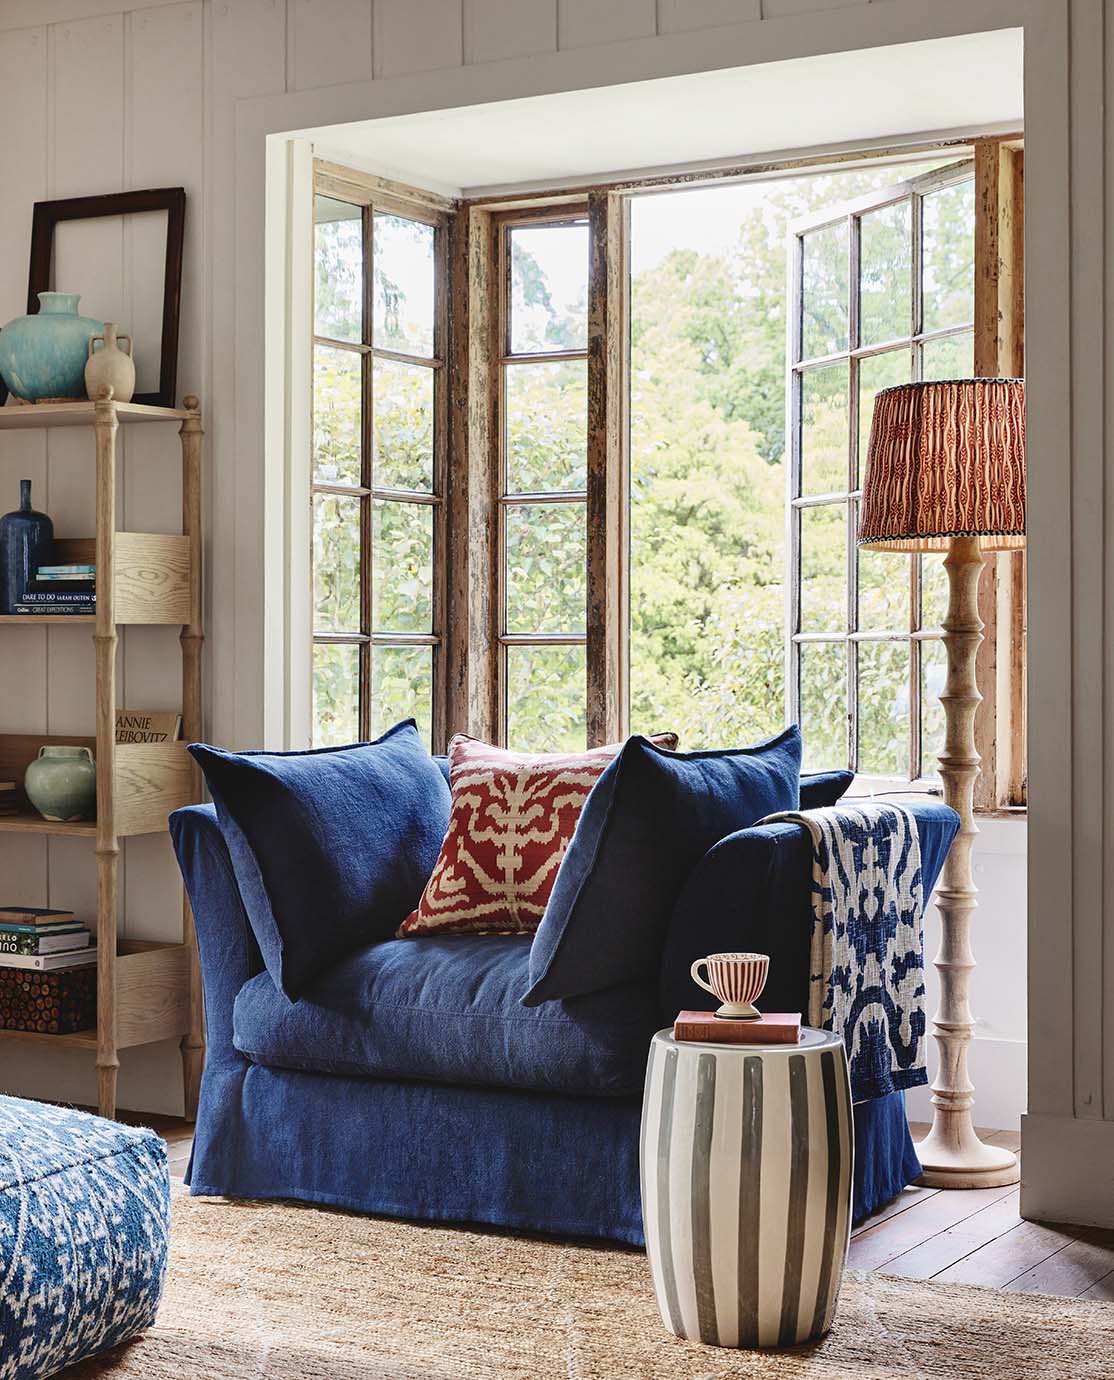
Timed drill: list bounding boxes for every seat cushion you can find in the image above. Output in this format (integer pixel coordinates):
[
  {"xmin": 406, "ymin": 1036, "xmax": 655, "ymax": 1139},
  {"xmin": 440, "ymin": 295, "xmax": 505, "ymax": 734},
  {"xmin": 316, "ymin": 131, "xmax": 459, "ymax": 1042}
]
[
  {"xmin": 232, "ymin": 933, "xmax": 658, "ymax": 1097},
  {"xmin": 523, "ymin": 726, "xmax": 803, "ymax": 1006},
  {"xmin": 189, "ymin": 720, "xmax": 450, "ymax": 1000}
]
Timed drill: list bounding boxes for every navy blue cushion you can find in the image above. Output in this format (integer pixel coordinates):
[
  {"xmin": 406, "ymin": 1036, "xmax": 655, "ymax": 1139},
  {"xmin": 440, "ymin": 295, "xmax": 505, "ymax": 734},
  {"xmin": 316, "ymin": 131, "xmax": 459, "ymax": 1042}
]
[
  {"xmin": 523, "ymin": 726, "xmax": 803, "ymax": 1006},
  {"xmin": 189, "ymin": 721, "xmax": 450, "ymax": 1000},
  {"xmin": 233, "ymin": 934, "xmax": 658, "ymax": 1097},
  {"xmin": 799, "ymin": 768, "xmax": 854, "ymax": 809}
]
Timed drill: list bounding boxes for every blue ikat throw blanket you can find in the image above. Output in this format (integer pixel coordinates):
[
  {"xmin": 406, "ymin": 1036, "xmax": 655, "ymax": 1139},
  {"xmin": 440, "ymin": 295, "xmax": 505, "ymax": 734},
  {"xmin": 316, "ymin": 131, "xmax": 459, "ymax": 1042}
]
[{"xmin": 762, "ymin": 802, "xmax": 928, "ymax": 1102}]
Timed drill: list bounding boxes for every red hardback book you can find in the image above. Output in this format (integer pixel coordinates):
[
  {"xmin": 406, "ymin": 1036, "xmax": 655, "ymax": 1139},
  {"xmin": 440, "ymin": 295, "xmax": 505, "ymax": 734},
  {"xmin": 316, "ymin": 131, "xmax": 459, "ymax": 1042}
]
[{"xmin": 673, "ymin": 1010, "xmax": 802, "ymax": 1045}]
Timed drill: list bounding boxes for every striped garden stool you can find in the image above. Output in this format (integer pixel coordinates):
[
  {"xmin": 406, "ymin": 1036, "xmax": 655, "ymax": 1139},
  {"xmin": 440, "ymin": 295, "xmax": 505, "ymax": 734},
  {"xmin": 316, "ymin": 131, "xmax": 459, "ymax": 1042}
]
[{"xmin": 641, "ymin": 1027, "xmax": 852, "ymax": 1348}]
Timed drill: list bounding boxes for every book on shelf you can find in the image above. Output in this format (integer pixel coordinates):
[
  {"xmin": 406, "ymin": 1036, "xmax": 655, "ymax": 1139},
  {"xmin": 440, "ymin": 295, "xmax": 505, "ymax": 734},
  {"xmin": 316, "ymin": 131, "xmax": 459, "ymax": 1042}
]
[
  {"xmin": 0, "ymin": 919, "xmax": 86, "ymax": 936},
  {"xmin": 0, "ymin": 929, "xmax": 93, "ymax": 956},
  {"xmin": 12, "ymin": 601, "xmax": 95, "ymax": 615},
  {"xmin": 0, "ymin": 949, "xmax": 97, "ymax": 972},
  {"xmin": 673, "ymin": 1010, "xmax": 802, "ymax": 1045},
  {"xmin": 36, "ymin": 564, "xmax": 94, "ymax": 576},
  {"xmin": 27, "ymin": 579, "xmax": 95, "ymax": 594},
  {"xmin": 115, "ymin": 709, "xmax": 182, "ymax": 744},
  {"xmin": 17, "ymin": 589, "xmax": 95, "ymax": 603},
  {"xmin": 0, "ymin": 782, "xmax": 14, "ymax": 792},
  {"xmin": 0, "ymin": 907, "xmax": 76, "ymax": 926}
]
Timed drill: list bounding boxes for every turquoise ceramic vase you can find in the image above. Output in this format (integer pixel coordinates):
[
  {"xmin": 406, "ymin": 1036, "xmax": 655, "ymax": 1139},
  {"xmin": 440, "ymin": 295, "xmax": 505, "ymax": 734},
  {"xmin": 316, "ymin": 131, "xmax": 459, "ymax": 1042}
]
[
  {"xmin": 24, "ymin": 745, "xmax": 97, "ymax": 822},
  {"xmin": 0, "ymin": 293, "xmax": 106, "ymax": 402}
]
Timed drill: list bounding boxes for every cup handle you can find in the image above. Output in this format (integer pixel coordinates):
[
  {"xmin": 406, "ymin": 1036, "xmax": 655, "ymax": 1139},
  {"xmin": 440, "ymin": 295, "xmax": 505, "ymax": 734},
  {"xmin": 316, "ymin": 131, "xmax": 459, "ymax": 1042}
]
[
  {"xmin": 690, "ymin": 958, "xmax": 717, "ymax": 996},
  {"xmin": 118, "ymin": 334, "xmax": 132, "ymax": 356},
  {"xmin": 80, "ymin": 747, "xmax": 95, "ymax": 765},
  {"xmin": 88, "ymin": 335, "xmax": 103, "ymax": 359}
]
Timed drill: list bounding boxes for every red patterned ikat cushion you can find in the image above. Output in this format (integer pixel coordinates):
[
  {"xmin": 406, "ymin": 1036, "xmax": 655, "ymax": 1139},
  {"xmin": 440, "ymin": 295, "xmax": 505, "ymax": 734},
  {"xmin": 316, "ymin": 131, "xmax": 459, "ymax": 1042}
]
[{"xmin": 398, "ymin": 732, "xmax": 678, "ymax": 937}]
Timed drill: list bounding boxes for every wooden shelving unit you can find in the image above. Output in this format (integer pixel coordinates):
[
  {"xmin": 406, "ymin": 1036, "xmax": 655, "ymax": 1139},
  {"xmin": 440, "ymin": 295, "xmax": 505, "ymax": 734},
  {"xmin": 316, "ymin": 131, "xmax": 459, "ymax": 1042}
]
[{"xmin": 0, "ymin": 393, "xmax": 205, "ymax": 1119}]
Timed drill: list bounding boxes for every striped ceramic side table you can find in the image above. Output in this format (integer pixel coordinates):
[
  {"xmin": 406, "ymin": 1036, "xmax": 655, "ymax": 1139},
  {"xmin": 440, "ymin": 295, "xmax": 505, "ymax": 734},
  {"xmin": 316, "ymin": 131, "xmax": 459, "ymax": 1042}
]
[{"xmin": 640, "ymin": 1027, "xmax": 853, "ymax": 1349}]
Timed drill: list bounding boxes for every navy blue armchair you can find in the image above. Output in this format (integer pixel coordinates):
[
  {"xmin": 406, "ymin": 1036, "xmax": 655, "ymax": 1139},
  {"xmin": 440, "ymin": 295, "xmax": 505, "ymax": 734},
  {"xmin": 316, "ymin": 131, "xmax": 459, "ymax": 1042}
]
[{"xmin": 171, "ymin": 774, "xmax": 957, "ymax": 1245}]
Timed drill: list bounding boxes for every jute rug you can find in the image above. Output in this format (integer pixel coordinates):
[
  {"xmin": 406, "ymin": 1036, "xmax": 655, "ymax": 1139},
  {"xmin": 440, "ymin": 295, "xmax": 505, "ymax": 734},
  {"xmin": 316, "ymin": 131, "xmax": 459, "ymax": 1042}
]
[{"xmin": 67, "ymin": 1188, "xmax": 1113, "ymax": 1380}]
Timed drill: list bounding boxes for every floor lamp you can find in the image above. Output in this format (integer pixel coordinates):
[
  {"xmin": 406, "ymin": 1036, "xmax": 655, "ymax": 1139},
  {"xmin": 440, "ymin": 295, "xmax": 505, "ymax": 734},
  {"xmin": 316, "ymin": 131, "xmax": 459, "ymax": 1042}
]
[{"xmin": 858, "ymin": 378, "xmax": 1025, "ymax": 1189}]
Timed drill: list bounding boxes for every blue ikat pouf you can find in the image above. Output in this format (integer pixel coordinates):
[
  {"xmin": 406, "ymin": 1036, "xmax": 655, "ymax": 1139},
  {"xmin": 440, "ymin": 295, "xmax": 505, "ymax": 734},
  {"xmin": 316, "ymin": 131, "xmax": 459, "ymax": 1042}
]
[{"xmin": 0, "ymin": 1094, "xmax": 169, "ymax": 1379}]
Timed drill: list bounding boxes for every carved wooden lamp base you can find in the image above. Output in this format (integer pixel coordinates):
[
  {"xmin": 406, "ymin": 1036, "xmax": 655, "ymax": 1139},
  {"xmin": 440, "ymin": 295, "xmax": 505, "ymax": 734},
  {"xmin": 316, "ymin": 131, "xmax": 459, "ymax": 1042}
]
[{"xmin": 914, "ymin": 535, "xmax": 1019, "ymax": 1191}]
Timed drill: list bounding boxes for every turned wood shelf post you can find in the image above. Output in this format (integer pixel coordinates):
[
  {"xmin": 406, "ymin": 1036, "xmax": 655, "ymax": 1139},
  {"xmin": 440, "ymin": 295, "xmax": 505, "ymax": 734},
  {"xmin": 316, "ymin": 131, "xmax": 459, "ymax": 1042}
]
[
  {"xmin": 914, "ymin": 536, "xmax": 1019, "ymax": 1188},
  {"xmin": 179, "ymin": 394, "xmax": 205, "ymax": 1120},
  {"xmin": 94, "ymin": 390, "xmax": 120, "ymax": 1119}
]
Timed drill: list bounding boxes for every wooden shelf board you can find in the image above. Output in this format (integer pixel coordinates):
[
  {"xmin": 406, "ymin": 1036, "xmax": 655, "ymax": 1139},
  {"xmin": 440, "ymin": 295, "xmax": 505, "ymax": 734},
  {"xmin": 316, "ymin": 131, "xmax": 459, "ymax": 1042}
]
[
  {"xmin": 0, "ymin": 1026, "xmax": 97, "ymax": 1049},
  {"xmin": 0, "ymin": 400, "xmax": 191, "ymax": 429},
  {"xmin": 0, "ymin": 614, "xmax": 94, "ymax": 625},
  {"xmin": 0, "ymin": 809, "xmax": 95, "ymax": 837}
]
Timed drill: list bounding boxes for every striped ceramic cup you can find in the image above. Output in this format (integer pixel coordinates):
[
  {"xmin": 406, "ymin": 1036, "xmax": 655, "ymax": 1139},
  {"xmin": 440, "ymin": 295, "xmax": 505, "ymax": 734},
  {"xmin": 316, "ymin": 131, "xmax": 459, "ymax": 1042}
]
[{"xmin": 690, "ymin": 951, "xmax": 769, "ymax": 1019}]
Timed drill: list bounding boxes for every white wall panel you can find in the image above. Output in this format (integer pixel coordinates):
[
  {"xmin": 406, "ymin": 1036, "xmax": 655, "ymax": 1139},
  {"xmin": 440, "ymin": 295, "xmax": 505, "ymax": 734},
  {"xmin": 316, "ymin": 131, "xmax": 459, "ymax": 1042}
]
[
  {"xmin": 374, "ymin": 0, "xmax": 462, "ymax": 77},
  {"xmin": 762, "ymin": 0, "xmax": 866, "ymax": 16},
  {"xmin": 658, "ymin": 0, "xmax": 761, "ymax": 33},
  {"xmin": 463, "ymin": 0, "xmax": 556, "ymax": 64},
  {"xmin": 558, "ymin": 0, "xmax": 655, "ymax": 49},
  {"xmin": 291, "ymin": 0, "xmax": 373, "ymax": 91}
]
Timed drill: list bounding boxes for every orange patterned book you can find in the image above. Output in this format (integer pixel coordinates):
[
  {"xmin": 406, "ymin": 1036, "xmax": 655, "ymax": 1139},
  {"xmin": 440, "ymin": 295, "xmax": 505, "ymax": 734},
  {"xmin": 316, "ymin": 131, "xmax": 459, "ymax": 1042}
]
[{"xmin": 673, "ymin": 1010, "xmax": 802, "ymax": 1044}]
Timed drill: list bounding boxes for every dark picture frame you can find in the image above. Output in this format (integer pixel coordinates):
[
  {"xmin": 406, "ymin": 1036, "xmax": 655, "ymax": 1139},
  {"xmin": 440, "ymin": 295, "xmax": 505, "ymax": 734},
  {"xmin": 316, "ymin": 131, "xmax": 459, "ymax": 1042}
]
[{"xmin": 24, "ymin": 187, "xmax": 186, "ymax": 408}]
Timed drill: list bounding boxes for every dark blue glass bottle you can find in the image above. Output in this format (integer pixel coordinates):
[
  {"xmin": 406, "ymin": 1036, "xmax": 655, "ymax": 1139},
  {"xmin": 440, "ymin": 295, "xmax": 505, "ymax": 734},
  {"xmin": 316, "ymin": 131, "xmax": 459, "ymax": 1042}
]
[{"xmin": 0, "ymin": 479, "xmax": 54, "ymax": 613}]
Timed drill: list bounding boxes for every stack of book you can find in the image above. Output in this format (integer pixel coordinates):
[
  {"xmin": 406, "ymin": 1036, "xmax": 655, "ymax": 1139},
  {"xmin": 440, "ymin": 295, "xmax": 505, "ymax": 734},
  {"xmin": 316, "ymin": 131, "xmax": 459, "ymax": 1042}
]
[
  {"xmin": 0, "ymin": 907, "xmax": 96, "ymax": 971},
  {"xmin": 0, "ymin": 782, "xmax": 16, "ymax": 818},
  {"xmin": 13, "ymin": 563, "xmax": 95, "ymax": 616}
]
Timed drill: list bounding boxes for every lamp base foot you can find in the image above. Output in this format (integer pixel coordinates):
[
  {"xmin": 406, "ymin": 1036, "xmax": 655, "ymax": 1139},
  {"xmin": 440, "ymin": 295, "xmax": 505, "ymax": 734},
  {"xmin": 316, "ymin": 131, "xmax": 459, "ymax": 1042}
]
[{"xmin": 914, "ymin": 1128, "xmax": 1020, "ymax": 1189}]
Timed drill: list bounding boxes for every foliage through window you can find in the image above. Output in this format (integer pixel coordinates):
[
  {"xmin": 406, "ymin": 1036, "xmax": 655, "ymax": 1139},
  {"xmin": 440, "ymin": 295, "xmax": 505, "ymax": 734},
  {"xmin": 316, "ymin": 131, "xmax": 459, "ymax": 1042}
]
[{"xmin": 311, "ymin": 189, "xmax": 445, "ymax": 748}]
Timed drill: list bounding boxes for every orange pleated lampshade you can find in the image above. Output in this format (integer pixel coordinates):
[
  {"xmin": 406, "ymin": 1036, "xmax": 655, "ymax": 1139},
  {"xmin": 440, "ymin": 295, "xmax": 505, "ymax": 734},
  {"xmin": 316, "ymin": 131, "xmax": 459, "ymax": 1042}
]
[{"xmin": 858, "ymin": 379, "xmax": 1026, "ymax": 552}]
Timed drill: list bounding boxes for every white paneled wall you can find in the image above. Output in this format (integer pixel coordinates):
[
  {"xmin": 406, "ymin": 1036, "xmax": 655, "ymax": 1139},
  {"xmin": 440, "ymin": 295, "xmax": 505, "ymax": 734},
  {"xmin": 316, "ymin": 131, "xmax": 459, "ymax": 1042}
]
[{"xmin": 4, "ymin": 0, "xmax": 1033, "ymax": 1125}]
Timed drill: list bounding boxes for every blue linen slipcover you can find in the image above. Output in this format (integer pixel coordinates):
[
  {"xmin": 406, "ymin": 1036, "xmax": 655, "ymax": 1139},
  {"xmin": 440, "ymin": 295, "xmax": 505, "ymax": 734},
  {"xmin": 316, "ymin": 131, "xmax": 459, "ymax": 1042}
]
[
  {"xmin": 172, "ymin": 783, "xmax": 958, "ymax": 1238},
  {"xmin": 0, "ymin": 1095, "xmax": 169, "ymax": 1379},
  {"xmin": 233, "ymin": 934, "xmax": 658, "ymax": 1096}
]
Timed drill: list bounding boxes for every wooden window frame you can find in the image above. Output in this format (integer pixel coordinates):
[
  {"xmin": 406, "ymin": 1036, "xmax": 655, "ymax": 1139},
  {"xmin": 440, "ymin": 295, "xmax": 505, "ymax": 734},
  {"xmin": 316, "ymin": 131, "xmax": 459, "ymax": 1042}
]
[
  {"xmin": 786, "ymin": 160, "xmax": 975, "ymax": 791},
  {"xmin": 311, "ymin": 161, "xmax": 451, "ymax": 750},
  {"xmin": 309, "ymin": 136, "xmax": 1023, "ymax": 810},
  {"xmin": 491, "ymin": 203, "xmax": 591, "ymax": 748}
]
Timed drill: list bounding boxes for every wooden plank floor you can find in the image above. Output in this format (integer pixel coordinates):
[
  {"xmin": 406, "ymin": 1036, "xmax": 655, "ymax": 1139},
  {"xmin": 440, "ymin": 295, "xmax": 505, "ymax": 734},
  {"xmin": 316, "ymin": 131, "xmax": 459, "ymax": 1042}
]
[{"xmin": 131, "ymin": 1115, "xmax": 1114, "ymax": 1302}]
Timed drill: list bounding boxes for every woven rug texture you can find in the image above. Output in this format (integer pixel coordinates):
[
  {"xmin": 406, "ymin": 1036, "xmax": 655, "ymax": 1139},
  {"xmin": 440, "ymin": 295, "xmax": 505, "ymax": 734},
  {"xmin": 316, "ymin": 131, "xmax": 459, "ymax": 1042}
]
[{"xmin": 65, "ymin": 1188, "xmax": 1114, "ymax": 1380}]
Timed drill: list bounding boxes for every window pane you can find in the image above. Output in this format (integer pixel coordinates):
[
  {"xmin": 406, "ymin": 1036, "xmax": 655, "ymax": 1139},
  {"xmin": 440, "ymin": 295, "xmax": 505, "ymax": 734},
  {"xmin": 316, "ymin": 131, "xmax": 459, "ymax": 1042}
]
[
  {"xmin": 920, "ymin": 553, "xmax": 949, "ymax": 629},
  {"xmin": 373, "ymin": 358, "xmax": 433, "ymax": 491},
  {"xmin": 858, "ymin": 348, "xmax": 912, "ymax": 482},
  {"xmin": 922, "ymin": 180, "xmax": 975, "ymax": 333},
  {"xmin": 800, "ymin": 363, "xmax": 849, "ymax": 496},
  {"xmin": 373, "ymin": 213, "xmax": 435, "ymax": 357},
  {"xmin": 859, "ymin": 199, "xmax": 912, "ymax": 347},
  {"xmin": 505, "ymin": 503, "xmax": 586, "ymax": 635},
  {"xmin": 505, "ymin": 360, "xmax": 587, "ymax": 493},
  {"xmin": 314, "ymin": 196, "xmax": 362, "ymax": 343},
  {"xmin": 313, "ymin": 493, "xmax": 361, "ymax": 633},
  {"xmin": 799, "ymin": 642, "xmax": 847, "ymax": 772},
  {"xmin": 506, "ymin": 644, "xmax": 586, "ymax": 753},
  {"xmin": 313, "ymin": 642, "xmax": 360, "ymax": 746},
  {"xmin": 799, "ymin": 502, "xmax": 847, "ymax": 633},
  {"xmin": 920, "ymin": 637, "xmax": 947, "ymax": 779},
  {"xmin": 371, "ymin": 501, "xmax": 433, "ymax": 633},
  {"xmin": 920, "ymin": 330, "xmax": 974, "ymax": 382},
  {"xmin": 858, "ymin": 640, "xmax": 909, "ymax": 776},
  {"xmin": 371, "ymin": 645, "xmax": 432, "ymax": 746},
  {"xmin": 859, "ymin": 549, "xmax": 912, "ymax": 633},
  {"xmin": 313, "ymin": 345, "xmax": 362, "ymax": 486},
  {"xmin": 510, "ymin": 223, "xmax": 588, "ymax": 354},
  {"xmin": 801, "ymin": 222, "xmax": 849, "ymax": 360}
]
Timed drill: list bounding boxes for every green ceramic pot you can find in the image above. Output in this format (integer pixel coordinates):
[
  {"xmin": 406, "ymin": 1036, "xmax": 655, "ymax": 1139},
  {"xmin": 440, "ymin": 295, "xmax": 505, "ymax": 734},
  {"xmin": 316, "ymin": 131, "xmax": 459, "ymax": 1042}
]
[
  {"xmin": 0, "ymin": 292, "xmax": 106, "ymax": 402},
  {"xmin": 24, "ymin": 745, "xmax": 97, "ymax": 822}
]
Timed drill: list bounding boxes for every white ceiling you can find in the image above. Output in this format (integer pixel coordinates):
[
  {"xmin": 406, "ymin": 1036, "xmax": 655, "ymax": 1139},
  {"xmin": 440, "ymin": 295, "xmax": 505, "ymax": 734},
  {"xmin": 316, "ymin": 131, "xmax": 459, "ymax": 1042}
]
[{"xmin": 309, "ymin": 29, "xmax": 1023, "ymax": 198}]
